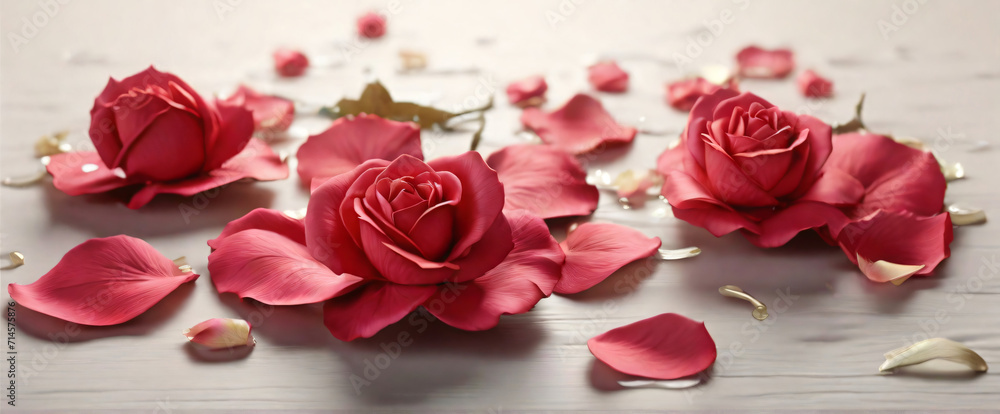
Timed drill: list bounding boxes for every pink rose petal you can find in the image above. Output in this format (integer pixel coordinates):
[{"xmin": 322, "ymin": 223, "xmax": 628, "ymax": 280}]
[
  {"xmin": 797, "ymin": 69, "xmax": 833, "ymax": 98},
  {"xmin": 46, "ymin": 151, "xmax": 132, "ymax": 196},
  {"xmin": 7, "ymin": 235, "xmax": 199, "ymax": 326},
  {"xmin": 506, "ymin": 75, "xmax": 547, "ymax": 106},
  {"xmin": 588, "ymin": 61, "xmax": 629, "ymax": 93},
  {"xmin": 588, "ymin": 313, "xmax": 717, "ymax": 380},
  {"xmin": 424, "ymin": 210, "xmax": 565, "ymax": 331},
  {"xmin": 184, "ymin": 318, "xmax": 255, "ymax": 349},
  {"xmin": 665, "ymin": 77, "xmax": 738, "ymax": 111},
  {"xmin": 837, "ymin": 210, "xmax": 953, "ymax": 283},
  {"xmin": 223, "ymin": 85, "xmax": 295, "ymax": 132},
  {"xmin": 208, "ymin": 208, "xmax": 306, "ymax": 251},
  {"xmin": 486, "ymin": 144, "xmax": 599, "ymax": 219},
  {"xmin": 274, "ymin": 48, "xmax": 309, "ymax": 77},
  {"xmin": 521, "ymin": 94, "xmax": 637, "ymax": 155},
  {"xmin": 208, "ymin": 229, "xmax": 365, "ymax": 305},
  {"xmin": 323, "ymin": 282, "xmax": 438, "ymax": 341},
  {"xmin": 736, "ymin": 46, "xmax": 795, "ymax": 79},
  {"xmin": 296, "ymin": 114, "xmax": 422, "ymax": 186},
  {"xmin": 554, "ymin": 223, "xmax": 662, "ymax": 294}
]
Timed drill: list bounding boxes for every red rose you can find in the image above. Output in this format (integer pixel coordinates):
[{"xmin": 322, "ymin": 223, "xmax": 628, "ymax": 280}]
[
  {"xmin": 357, "ymin": 12, "xmax": 387, "ymax": 38},
  {"xmin": 46, "ymin": 67, "xmax": 287, "ymax": 208},
  {"xmin": 273, "ymin": 48, "xmax": 309, "ymax": 77},
  {"xmin": 658, "ymin": 90, "xmax": 860, "ymax": 247},
  {"xmin": 208, "ymin": 153, "xmax": 564, "ymax": 341}
]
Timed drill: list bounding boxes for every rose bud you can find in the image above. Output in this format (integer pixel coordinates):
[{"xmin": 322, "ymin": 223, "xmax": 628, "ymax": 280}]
[
  {"xmin": 357, "ymin": 12, "xmax": 387, "ymax": 39},
  {"xmin": 273, "ymin": 48, "xmax": 309, "ymax": 77}
]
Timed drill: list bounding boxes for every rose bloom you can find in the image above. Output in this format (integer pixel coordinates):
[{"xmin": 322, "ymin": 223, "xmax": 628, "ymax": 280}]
[
  {"xmin": 46, "ymin": 66, "xmax": 287, "ymax": 208},
  {"xmin": 357, "ymin": 12, "xmax": 387, "ymax": 38},
  {"xmin": 657, "ymin": 90, "xmax": 859, "ymax": 247},
  {"xmin": 208, "ymin": 153, "xmax": 564, "ymax": 341}
]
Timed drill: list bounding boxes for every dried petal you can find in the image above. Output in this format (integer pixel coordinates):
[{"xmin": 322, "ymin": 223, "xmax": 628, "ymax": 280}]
[
  {"xmin": 880, "ymin": 338, "xmax": 988, "ymax": 373},
  {"xmin": 947, "ymin": 203, "xmax": 987, "ymax": 226},
  {"xmin": 589, "ymin": 313, "xmax": 717, "ymax": 380},
  {"xmin": 7, "ymin": 235, "xmax": 199, "ymax": 326},
  {"xmin": 657, "ymin": 247, "xmax": 701, "ymax": 260},
  {"xmin": 184, "ymin": 318, "xmax": 255, "ymax": 349},
  {"xmin": 857, "ymin": 254, "xmax": 925, "ymax": 286}
]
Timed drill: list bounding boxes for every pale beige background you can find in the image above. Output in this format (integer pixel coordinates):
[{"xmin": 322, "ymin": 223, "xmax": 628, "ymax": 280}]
[{"xmin": 2, "ymin": 0, "xmax": 999, "ymax": 411}]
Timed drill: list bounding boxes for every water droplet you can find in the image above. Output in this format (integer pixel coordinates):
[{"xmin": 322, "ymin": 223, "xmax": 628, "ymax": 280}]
[{"xmin": 81, "ymin": 163, "xmax": 99, "ymax": 173}]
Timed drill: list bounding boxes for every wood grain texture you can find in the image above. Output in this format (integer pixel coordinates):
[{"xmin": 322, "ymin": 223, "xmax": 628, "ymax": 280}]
[{"xmin": 2, "ymin": 0, "xmax": 999, "ymax": 411}]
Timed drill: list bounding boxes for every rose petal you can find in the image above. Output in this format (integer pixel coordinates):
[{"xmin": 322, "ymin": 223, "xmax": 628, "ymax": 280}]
[
  {"xmin": 202, "ymin": 98, "xmax": 255, "ymax": 172},
  {"xmin": 184, "ymin": 318, "xmax": 254, "ymax": 349},
  {"xmin": 46, "ymin": 151, "xmax": 132, "ymax": 196},
  {"xmin": 428, "ymin": 152, "xmax": 507, "ymax": 263},
  {"xmin": 521, "ymin": 94, "xmax": 637, "ymax": 155},
  {"xmin": 506, "ymin": 75, "xmax": 547, "ymax": 106},
  {"xmin": 736, "ymin": 46, "xmax": 795, "ymax": 79},
  {"xmin": 486, "ymin": 144, "xmax": 599, "ymax": 219},
  {"xmin": 837, "ymin": 210, "xmax": 953, "ymax": 283},
  {"xmin": 666, "ymin": 77, "xmax": 737, "ymax": 111},
  {"xmin": 7, "ymin": 235, "xmax": 199, "ymax": 326},
  {"xmin": 554, "ymin": 223, "xmax": 662, "ymax": 295},
  {"xmin": 588, "ymin": 61, "xmax": 629, "ymax": 93},
  {"xmin": 274, "ymin": 48, "xmax": 309, "ymax": 77},
  {"xmin": 797, "ymin": 69, "xmax": 833, "ymax": 98},
  {"xmin": 588, "ymin": 313, "xmax": 717, "ymax": 380},
  {"xmin": 323, "ymin": 282, "xmax": 438, "ymax": 341},
  {"xmin": 208, "ymin": 208, "xmax": 306, "ymax": 250},
  {"xmin": 223, "ymin": 85, "xmax": 295, "ymax": 132},
  {"xmin": 741, "ymin": 201, "xmax": 850, "ymax": 248},
  {"xmin": 208, "ymin": 229, "xmax": 364, "ymax": 305},
  {"xmin": 424, "ymin": 210, "xmax": 564, "ymax": 330},
  {"xmin": 125, "ymin": 138, "xmax": 288, "ymax": 209},
  {"xmin": 296, "ymin": 114, "xmax": 422, "ymax": 186},
  {"xmin": 825, "ymin": 133, "xmax": 946, "ymax": 219}
]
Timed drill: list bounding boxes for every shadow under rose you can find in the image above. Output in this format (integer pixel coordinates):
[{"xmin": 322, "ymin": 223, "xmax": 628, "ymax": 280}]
[
  {"xmin": 42, "ymin": 180, "xmax": 276, "ymax": 239},
  {"xmin": 217, "ymin": 294, "xmax": 336, "ymax": 348},
  {"xmin": 556, "ymin": 257, "xmax": 661, "ymax": 303},
  {"xmin": 13, "ymin": 281, "xmax": 195, "ymax": 343},
  {"xmin": 332, "ymin": 311, "xmax": 547, "ymax": 404}
]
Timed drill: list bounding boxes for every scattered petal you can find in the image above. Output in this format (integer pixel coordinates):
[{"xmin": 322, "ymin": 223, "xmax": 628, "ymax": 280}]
[
  {"xmin": 947, "ymin": 203, "xmax": 987, "ymax": 226},
  {"xmin": 184, "ymin": 318, "xmax": 255, "ymax": 349},
  {"xmin": 588, "ymin": 313, "xmax": 717, "ymax": 380},
  {"xmin": 879, "ymin": 338, "xmax": 988, "ymax": 373},
  {"xmin": 521, "ymin": 94, "xmax": 637, "ymax": 155},
  {"xmin": 665, "ymin": 77, "xmax": 737, "ymax": 111},
  {"xmin": 657, "ymin": 247, "xmax": 701, "ymax": 260},
  {"xmin": 838, "ymin": 210, "xmax": 953, "ymax": 284},
  {"xmin": 588, "ymin": 61, "xmax": 629, "ymax": 93},
  {"xmin": 399, "ymin": 49, "xmax": 427, "ymax": 71},
  {"xmin": 506, "ymin": 75, "xmax": 547, "ymax": 107},
  {"xmin": 274, "ymin": 48, "xmax": 309, "ymax": 77},
  {"xmin": 736, "ymin": 46, "xmax": 795, "ymax": 79},
  {"xmin": 357, "ymin": 12, "xmax": 387, "ymax": 38},
  {"xmin": 797, "ymin": 69, "xmax": 833, "ymax": 98},
  {"xmin": 223, "ymin": 85, "xmax": 295, "ymax": 133},
  {"xmin": 554, "ymin": 222, "xmax": 661, "ymax": 294},
  {"xmin": 296, "ymin": 114, "xmax": 422, "ymax": 185},
  {"xmin": 486, "ymin": 145, "xmax": 599, "ymax": 219},
  {"xmin": 1, "ymin": 252, "xmax": 25, "ymax": 270},
  {"xmin": 7, "ymin": 235, "xmax": 199, "ymax": 326},
  {"xmin": 613, "ymin": 169, "xmax": 663, "ymax": 206}
]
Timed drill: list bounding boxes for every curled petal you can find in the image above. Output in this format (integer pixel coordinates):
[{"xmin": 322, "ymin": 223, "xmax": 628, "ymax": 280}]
[
  {"xmin": 588, "ymin": 61, "xmax": 629, "ymax": 93},
  {"xmin": 46, "ymin": 151, "xmax": 132, "ymax": 196},
  {"xmin": 425, "ymin": 210, "xmax": 564, "ymax": 331},
  {"xmin": 735, "ymin": 45, "xmax": 794, "ymax": 79},
  {"xmin": 588, "ymin": 313, "xmax": 717, "ymax": 380},
  {"xmin": 223, "ymin": 85, "xmax": 295, "ymax": 132},
  {"xmin": 797, "ymin": 69, "xmax": 833, "ymax": 98},
  {"xmin": 208, "ymin": 208, "xmax": 306, "ymax": 250},
  {"xmin": 521, "ymin": 94, "xmax": 637, "ymax": 155},
  {"xmin": 296, "ymin": 114, "xmax": 421, "ymax": 186},
  {"xmin": 323, "ymin": 282, "xmax": 437, "ymax": 341},
  {"xmin": 837, "ymin": 210, "xmax": 953, "ymax": 284},
  {"xmin": 7, "ymin": 235, "xmax": 199, "ymax": 326},
  {"xmin": 880, "ymin": 338, "xmax": 988, "ymax": 373},
  {"xmin": 184, "ymin": 318, "xmax": 254, "ymax": 349},
  {"xmin": 486, "ymin": 144, "xmax": 599, "ymax": 219},
  {"xmin": 554, "ymin": 223, "xmax": 661, "ymax": 294},
  {"xmin": 506, "ymin": 75, "xmax": 547, "ymax": 106},
  {"xmin": 126, "ymin": 138, "xmax": 288, "ymax": 209}
]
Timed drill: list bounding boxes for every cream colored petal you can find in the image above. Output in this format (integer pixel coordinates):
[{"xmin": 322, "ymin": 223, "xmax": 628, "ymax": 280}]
[
  {"xmin": 183, "ymin": 318, "xmax": 255, "ymax": 349},
  {"xmin": 658, "ymin": 247, "xmax": 701, "ymax": 260},
  {"xmin": 856, "ymin": 253, "xmax": 925, "ymax": 285},
  {"xmin": 947, "ymin": 203, "xmax": 987, "ymax": 226},
  {"xmin": 879, "ymin": 338, "xmax": 988, "ymax": 373}
]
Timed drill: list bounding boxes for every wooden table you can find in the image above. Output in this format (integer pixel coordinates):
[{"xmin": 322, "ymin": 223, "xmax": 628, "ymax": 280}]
[{"xmin": 2, "ymin": 0, "xmax": 998, "ymax": 411}]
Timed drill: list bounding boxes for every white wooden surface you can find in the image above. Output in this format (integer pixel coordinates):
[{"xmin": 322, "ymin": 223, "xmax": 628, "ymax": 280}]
[{"xmin": 2, "ymin": 0, "xmax": 999, "ymax": 411}]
